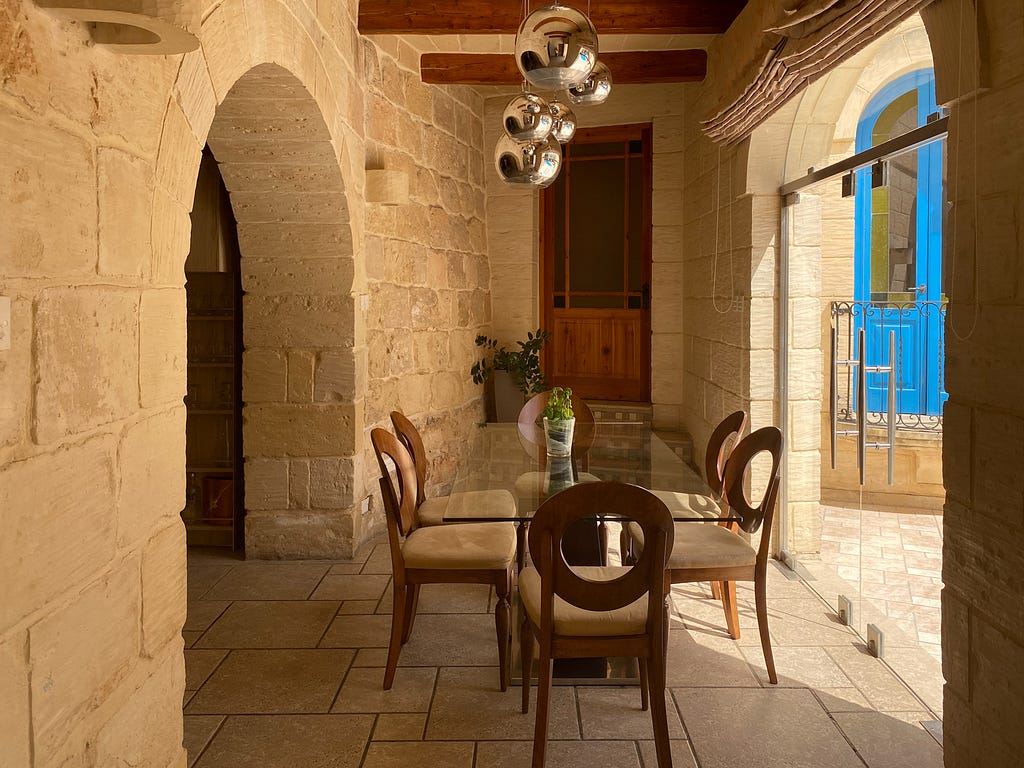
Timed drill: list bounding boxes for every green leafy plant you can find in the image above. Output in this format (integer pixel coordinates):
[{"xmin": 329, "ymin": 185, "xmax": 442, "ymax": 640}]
[
  {"xmin": 542, "ymin": 386, "xmax": 574, "ymax": 422},
  {"xmin": 471, "ymin": 329, "xmax": 551, "ymax": 396}
]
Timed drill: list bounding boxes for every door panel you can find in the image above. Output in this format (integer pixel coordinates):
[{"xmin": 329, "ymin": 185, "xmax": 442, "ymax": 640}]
[
  {"xmin": 542, "ymin": 124, "xmax": 652, "ymax": 402},
  {"xmin": 551, "ymin": 310, "xmax": 644, "ymax": 400}
]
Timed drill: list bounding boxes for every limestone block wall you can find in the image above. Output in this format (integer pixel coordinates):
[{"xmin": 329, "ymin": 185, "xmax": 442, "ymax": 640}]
[
  {"xmin": 934, "ymin": 0, "xmax": 1024, "ymax": 763},
  {"xmin": 360, "ymin": 36, "xmax": 491, "ymax": 503},
  {"xmin": 484, "ymin": 84, "xmax": 687, "ymax": 428}
]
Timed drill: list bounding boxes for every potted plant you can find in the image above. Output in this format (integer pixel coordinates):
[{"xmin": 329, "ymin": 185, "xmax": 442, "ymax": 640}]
[
  {"xmin": 542, "ymin": 386, "xmax": 575, "ymax": 457},
  {"xmin": 471, "ymin": 329, "xmax": 551, "ymax": 421}
]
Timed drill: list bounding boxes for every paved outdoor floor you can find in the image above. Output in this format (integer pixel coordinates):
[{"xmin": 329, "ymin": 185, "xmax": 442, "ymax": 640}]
[{"xmin": 183, "ymin": 541, "xmax": 944, "ymax": 768}]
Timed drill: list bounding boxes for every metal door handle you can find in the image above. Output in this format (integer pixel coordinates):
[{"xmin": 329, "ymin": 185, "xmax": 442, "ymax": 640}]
[
  {"xmin": 857, "ymin": 328, "xmax": 867, "ymax": 485},
  {"xmin": 830, "ymin": 321, "xmax": 838, "ymax": 470}
]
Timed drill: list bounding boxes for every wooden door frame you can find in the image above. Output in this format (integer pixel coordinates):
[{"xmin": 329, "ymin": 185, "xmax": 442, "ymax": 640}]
[{"xmin": 540, "ymin": 122, "xmax": 653, "ymax": 401}]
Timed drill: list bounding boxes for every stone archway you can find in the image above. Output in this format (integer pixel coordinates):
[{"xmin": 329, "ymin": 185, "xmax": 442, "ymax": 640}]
[{"xmin": 151, "ymin": 0, "xmax": 368, "ymax": 558}]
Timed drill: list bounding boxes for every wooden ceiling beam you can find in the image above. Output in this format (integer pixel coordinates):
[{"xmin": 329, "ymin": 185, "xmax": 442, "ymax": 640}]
[
  {"xmin": 359, "ymin": 1, "xmax": 747, "ymax": 36},
  {"xmin": 421, "ymin": 50, "xmax": 708, "ymax": 85}
]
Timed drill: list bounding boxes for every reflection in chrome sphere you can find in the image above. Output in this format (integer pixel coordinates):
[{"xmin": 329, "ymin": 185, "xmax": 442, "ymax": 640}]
[
  {"xmin": 502, "ymin": 93, "xmax": 554, "ymax": 142},
  {"xmin": 566, "ymin": 61, "xmax": 613, "ymax": 106},
  {"xmin": 547, "ymin": 100, "xmax": 577, "ymax": 144},
  {"xmin": 515, "ymin": 3, "xmax": 598, "ymax": 90},
  {"xmin": 494, "ymin": 134, "xmax": 563, "ymax": 188}
]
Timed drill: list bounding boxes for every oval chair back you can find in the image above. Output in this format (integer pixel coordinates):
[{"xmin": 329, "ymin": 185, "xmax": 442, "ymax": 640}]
[
  {"xmin": 370, "ymin": 427, "xmax": 420, "ymax": 538},
  {"xmin": 705, "ymin": 410, "xmax": 747, "ymax": 500},
  {"xmin": 528, "ymin": 482, "xmax": 674, "ymax": 619},
  {"xmin": 721, "ymin": 426, "xmax": 783, "ymax": 536},
  {"xmin": 390, "ymin": 411, "xmax": 428, "ymax": 506}
]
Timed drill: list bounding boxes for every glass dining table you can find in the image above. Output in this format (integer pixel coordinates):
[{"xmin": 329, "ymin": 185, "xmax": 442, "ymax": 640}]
[{"xmin": 439, "ymin": 421, "xmax": 729, "ymax": 684}]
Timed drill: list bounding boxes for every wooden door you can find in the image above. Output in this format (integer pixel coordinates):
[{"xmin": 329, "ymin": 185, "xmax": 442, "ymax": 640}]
[{"xmin": 542, "ymin": 124, "xmax": 652, "ymax": 402}]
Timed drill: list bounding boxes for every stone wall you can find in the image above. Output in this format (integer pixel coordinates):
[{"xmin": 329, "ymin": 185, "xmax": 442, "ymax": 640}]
[
  {"xmin": 0, "ymin": 0, "xmax": 491, "ymax": 763},
  {"xmin": 485, "ymin": 85, "xmax": 687, "ymax": 428},
  {"xmin": 360, "ymin": 36, "xmax": 490, "ymax": 504},
  {"xmin": 929, "ymin": 0, "xmax": 1024, "ymax": 763}
]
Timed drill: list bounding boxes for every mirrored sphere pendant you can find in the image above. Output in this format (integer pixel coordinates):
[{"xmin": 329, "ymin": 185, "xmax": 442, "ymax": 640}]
[
  {"xmin": 566, "ymin": 61, "xmax": 613, "ymax": 106},
  {"xmin": 547, "ymin": 100, "xmax": 577, "ymax": 144},
  {"xmin": 515, "ymin": 2, "xmax": 598, "ymax": 90},
  {"xmin": 502, "ymin": 92, "xmax": 554, "ymax": 142},
  {"xmin": 494, "ymin": 134, "xmax": 563, "ymax": 188}
]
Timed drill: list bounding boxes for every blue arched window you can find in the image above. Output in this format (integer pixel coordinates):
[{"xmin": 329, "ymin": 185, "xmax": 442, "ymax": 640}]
[{"xmin": 854, "ymin": 69, "xmax": 946, "ymax": 417}]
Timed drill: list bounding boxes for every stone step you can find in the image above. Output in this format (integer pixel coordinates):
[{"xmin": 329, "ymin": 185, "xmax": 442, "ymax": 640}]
[{"xmin": 587, "ymin": 401, "xmax": 697, "ymax": 472}]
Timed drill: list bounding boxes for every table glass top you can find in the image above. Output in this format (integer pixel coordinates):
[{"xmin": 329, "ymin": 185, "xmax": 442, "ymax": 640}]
[{"xmin": 441, "ymin": 422, "xmax": 723, "ymax": 522}]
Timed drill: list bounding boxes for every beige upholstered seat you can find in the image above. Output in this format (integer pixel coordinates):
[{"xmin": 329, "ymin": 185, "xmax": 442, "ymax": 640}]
[
  {"xmin": 519, "ymin": 566, "xmax": 648, "ymax": 636},
  {"xmin": 513, "ymin": 471, "xmax": 602, "ymax": 500},
  {"xmin": 403, "ymin": 521, "xmax": 516, "ymax": 570},
  {"xmin": 418, "ymin": 489, "xmax": 517, "ymax": 526},
  {"xmin": 391, "ymin": 411, "xmax": 517, "ymax": 526},
  {"xmin": 626, "ymin": 521, "xmax": 756, "ymax": 570},
  {"xmin": 649, "ymin": 490, "xmax": 722, "ymax": 518}
]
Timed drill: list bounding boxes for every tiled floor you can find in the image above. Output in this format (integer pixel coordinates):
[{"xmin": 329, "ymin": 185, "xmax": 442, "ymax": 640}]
[
  {"xmin": 799, "ymin": 505, "xmax": 944, "ymax": 718},
  {"xmin": 183, "ymin": 542, "xmax": 944, "ymax": 768}
]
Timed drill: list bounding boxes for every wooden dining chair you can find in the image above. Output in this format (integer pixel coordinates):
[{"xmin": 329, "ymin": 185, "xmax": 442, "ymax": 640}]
[
  {"xmin": 624, "ymin": 426, "xmax": 784, "ymax": 684},
  {"xmin": 371, "ymin": 428, "xmax": 517, "ymax": 691},
  {"xmin": 520, "ymin": 482, "xmax": 675, "ymax": 768},
  {"xmin": 390, "ymin": 410, "xmax": 517, "ymax": 526},
  {"xmin": 622, "ymin": 410, "xmax": 745, "ymax": 605}
]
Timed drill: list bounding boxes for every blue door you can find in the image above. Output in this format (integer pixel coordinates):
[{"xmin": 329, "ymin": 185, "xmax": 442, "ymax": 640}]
[{"xmin": 854, "ymin": 69, "xmax": 947, "ymax": 417}]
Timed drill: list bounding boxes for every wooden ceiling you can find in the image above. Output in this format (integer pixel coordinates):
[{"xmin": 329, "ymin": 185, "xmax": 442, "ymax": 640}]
[{"xmin": 358, "ymin": 1, "xmax": 748, "ymax": 85}]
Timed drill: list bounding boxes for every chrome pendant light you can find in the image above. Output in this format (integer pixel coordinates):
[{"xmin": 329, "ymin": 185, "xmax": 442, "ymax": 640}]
[
  {"xmin": 494, "ymin": 134, "xmax": 563, "ymax": 188},
  {"xmin": 566, "ymin": 60, "xmax": 612, "ymax": 106},
  {"xmin": 502, "ymin": 92, "xmax": 555, "ymax": 142},
  {"xmin": 547, "ymin": 100, "xmax": 577, "ymax": 144},
  {"xmin": 514, "ymin": 2, "xmax": 598, "ymax": 90}
]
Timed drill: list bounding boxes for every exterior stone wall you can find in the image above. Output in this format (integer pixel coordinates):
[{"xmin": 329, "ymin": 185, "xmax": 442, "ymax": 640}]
[
  {"xmin": 930, "ymin": 0, "xmax": 1024, "ymax": 763},
  {"xmin": 484, "ymin": 85, "xmax": 687, "ymax": 428}
]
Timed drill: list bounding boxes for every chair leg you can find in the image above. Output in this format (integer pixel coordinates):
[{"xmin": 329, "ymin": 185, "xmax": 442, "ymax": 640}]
[
  {"xmin": 618, "ymin": 529, "xmax": 631, "ymax": 565},
  {"xmin": 721, "ymin": 581, "xmax": 741, "ymax": 640},
  {"xmin": 401, "ymin": 584, "xmax": 420, "ymax": 644},
  {"xmin": 520, "ymin": 616, "xmax": 534, "ymax": 714},
  {"xmin": 516, "ymin": 522, "xmax": 527, "ymax": 572},
  {"xmin": 531, "ymin": 655, "xmax": 554, "ymax": 768},
  {"xmin": 648, "ymin": 640, "xmax": 673, "ymax": 768},
  {"xmin": 638, "ymin": 657, "xmax": 650, "ymax": 712},
  {"xmin": 598, "ymin": 519, "xmax": 609, "ymax": 566},
  {"xmin": 384, "ymin": 583, "xmax": 406, "ymax": 690},
  {"xmin": 755, "ymin": 575, "xmax": 777, "ymax": 684},
  {"xmin": 710, "ymin": 580, "xmax": 722, "ymax": 600},
  {"xmin": 495, "ymin": 573, "xmax": 512, "ymax": 692}
]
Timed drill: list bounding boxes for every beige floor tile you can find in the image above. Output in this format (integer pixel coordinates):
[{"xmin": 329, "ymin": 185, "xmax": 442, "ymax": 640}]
[
  {"xmin": 311, "ymin": 574, "xmax": 392, "ymax": 601},
  {"xmin": 476, "ymin": 740, "xmax": 640, "ymax": 768},
  {"xmin": 332, "ymin": 666, "xmax": 437, "ymax": 713},
  {"xmin": 185, "ymin": 649, "xmax": 228, "ymax": 691},
  {"xmin": 664, "ymin": 630, "xmax": 760, "ymax": 687},
  {"xmin": 833, "ymin": 712, "xmax": 944, "ymax": 768},
  {"xmin": 811, "ymin": 687, "xmax": 874, "ymax": 712},
  {"xmin": 320, "ymin": 614, "xmax": 392, "ymax": 648},
  {"xmin": 193, "ymin": 714, "xmax": 373, "ymax": 768},
  {"xmin": 576, "ymin": 686, "xmax": 686, "ymax": 740},
  {"xmin": 188, "ymin": 565, "xmax": 234, "ymax": 599},
  {"xmin": 674, "ymin": 688, "xmax": 864, "ymax": 768},
  {"xmin": 183, "ymin": 715, "xmax": 224, "ymax": 768},
  {"xmin": 416, "ymin": 583, "xmax": 492, "ymax": 613},
  {"xmin": 825, "ymin": 645, "xmax": 927, "ymax": 712},
  {"xmin": 354, "ymin": 648, "xmax": 390, "ymax": 667},
  {"xmin": 184, "ymin": 600, "xmax": 232, "ymax": 632},
  {"xmin": 361, "ymin": 741, "xmax": 473, "ymax": 768},
  {"xmin": 883, "ymin": 646, "xmax": 943, "ymax": 717},
  {"xmin": 196, "ymin": 601, "xmax": 340, "ymax": 649},
  {"xmin": 740, "ymin": 646, "xmax": 854, "ymax": 688},
  {"xmin": 372, "ymin": 713, "xmax": 427, "ymax": 741},
  {"xmin": 397, "ymin": 613, "xmax": 501, "ymax": 667},
  {"xmin": 202, "ymin": 563, "xmax": 330, "ymax": 601},
  {"xmin": 637, "ymin": 739, "xmax": 699, "ymax": 768},
  {"xmin": 183, "ymin": 630, "xmax": 203, "ymax": 649},
  {"xmin": 329, "ymin": 563, "xmax": 366, "ymax": 575},
  {"xmin": 339, "ymin": 600, "xmax": 382, "ymax": 614},
  {"xmin": 185, "ymin": 649, "xmax": 354, "ymax": 714},
  {"xmin": 427, "ymin": 667, "xmax": 580, "ymax": 741}
]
